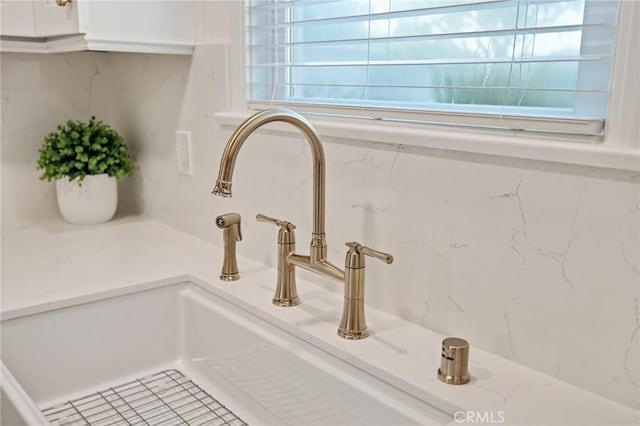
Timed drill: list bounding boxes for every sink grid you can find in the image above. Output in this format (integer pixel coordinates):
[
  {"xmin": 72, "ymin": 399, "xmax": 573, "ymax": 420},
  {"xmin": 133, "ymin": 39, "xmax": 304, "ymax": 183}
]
[{"xmin": 40, "ymin": 369, "xmax": 247, "ymax": 426}]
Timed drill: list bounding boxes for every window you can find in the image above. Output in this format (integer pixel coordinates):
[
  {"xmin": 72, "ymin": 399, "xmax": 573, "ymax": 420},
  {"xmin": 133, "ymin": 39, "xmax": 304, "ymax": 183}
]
[{"xmin": 245, "ymin": 0, "xmax": 620, "ymax": 135}]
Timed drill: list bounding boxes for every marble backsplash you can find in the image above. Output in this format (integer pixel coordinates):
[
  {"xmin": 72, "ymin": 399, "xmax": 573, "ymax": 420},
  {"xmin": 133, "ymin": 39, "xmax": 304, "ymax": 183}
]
[{"xmin": 1, "ymin": 47, "xmax": 638, "ymax": 410}]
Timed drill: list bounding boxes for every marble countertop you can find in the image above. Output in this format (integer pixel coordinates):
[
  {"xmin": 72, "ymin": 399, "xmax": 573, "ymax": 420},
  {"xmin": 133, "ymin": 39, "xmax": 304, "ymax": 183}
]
[{"xmin": 2, "ymin": 218, "xmax": 638, "ymax": 426}]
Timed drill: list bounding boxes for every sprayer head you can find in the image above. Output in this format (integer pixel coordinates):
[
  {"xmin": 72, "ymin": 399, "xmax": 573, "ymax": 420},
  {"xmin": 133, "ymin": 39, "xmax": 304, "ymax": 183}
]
[{"xmin": 215, "ymin": 212, "xmax": 241, "ymax": 229}]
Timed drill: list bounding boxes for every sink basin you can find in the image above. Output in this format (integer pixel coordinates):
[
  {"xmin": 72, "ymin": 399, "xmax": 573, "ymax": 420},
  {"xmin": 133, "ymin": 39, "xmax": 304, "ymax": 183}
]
[{"xmin": 1, "ymin": 279, "xmax": 451, "ymax": 425}]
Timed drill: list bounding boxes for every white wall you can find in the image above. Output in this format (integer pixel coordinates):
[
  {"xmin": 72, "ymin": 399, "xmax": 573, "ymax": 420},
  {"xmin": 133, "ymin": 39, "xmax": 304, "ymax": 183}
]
[
  {"xmin": 1, "ymin": 52, "xmax": 117, "ymax": 227},
  {"xmin": 2, "ymin": 7, "xmax": 639, "ymax": 411}
]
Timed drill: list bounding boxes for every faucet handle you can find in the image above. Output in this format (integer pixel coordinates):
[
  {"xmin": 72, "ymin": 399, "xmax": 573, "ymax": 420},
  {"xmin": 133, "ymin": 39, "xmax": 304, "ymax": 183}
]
[
  {"xmin": 340, "ymin": 242, "xmax": 393, "ymax": 340},
  {"xmin": 345, "ymin": 242, "xmax": 394, "ymax": 266},
  {"xmin": 257, "ymin": 212, "xmax": 299, "ymax": 306},
  {"xmin": 256, "ymin": 213, "xmax": 296, "ymax": 230}
]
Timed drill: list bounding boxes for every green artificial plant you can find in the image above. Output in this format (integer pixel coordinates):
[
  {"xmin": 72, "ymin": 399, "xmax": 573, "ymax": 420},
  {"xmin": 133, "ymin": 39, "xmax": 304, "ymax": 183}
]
[{"xmin": 37, "ymin": 116, "xmax": 133, "ymax": 183}]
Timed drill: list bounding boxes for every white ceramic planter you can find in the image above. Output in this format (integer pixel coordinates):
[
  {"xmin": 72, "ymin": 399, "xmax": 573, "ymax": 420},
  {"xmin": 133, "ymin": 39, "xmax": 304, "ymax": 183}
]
[{"xmin": 55, "ymin": 174, "xmax": 117, "ymax": 225}]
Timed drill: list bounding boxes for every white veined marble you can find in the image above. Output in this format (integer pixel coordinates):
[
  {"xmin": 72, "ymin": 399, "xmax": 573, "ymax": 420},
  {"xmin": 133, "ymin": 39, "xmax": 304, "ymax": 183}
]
[{"xmin": 1, "ymin": 42, "xmax": 638, "ymax": 410}]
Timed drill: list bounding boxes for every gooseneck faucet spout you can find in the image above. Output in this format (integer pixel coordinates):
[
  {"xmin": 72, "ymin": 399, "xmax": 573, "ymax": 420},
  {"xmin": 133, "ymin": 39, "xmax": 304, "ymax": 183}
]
[{"xmin": 212, "ymin": 108, "xmax": 337, "ymax": 270}]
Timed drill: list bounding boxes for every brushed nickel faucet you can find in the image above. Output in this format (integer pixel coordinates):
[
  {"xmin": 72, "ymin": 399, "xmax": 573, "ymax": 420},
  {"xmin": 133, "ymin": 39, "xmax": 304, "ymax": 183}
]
[
  {"xmin": 255, "ymin": 213, "xmax": 300, "ymax": 306},
  {"xmin": 340, "ymin": 242, "xmax": 393, "ymax": 339},
  {"xmin": 212, "ymin": 109, "xmax": 392, "ymax": 339}
]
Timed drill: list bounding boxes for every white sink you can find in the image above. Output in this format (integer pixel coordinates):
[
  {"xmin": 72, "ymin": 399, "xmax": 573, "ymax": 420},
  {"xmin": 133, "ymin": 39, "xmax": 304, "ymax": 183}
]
[{"xmin": 1, "ymin": 279, "xmax": 451, "ymax": 425}]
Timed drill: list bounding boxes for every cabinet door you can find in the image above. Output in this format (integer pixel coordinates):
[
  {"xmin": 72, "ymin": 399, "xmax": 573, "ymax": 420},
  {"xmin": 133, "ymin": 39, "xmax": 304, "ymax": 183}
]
[
  {"xmin": 87, "ymin": 1, "xmax": 195, "ymax": 44},
  {"xmin": 34, "ymin": 0, "xmax": 78, "ymax": 36},
  {"xmin": 0, "ymin": 1, "xmax": 37, "ymax": 36}
]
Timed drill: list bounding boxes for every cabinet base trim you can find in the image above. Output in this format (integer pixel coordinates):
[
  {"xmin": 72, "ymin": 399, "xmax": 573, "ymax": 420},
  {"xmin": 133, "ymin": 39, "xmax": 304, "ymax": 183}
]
[{"xmin": 0, "ymin": 34, "xmax": 194, "ymax": 55}]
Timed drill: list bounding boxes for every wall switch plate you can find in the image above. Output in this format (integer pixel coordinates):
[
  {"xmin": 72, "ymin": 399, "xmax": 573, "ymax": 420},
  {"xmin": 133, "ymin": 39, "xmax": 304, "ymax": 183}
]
[{"xmin": 175, "ymin": 130, "xmax": 193, "ymax": 176}]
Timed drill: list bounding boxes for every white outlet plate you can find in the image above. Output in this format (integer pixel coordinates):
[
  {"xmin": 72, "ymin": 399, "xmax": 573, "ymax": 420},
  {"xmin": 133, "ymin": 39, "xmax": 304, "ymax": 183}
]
[{"xmin": 175, "ymin": 131, "xmax": 193, "ymax": 176}]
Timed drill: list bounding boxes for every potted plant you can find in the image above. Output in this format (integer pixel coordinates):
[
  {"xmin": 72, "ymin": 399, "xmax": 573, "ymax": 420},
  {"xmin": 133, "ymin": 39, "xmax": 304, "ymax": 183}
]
[{"xmin": 37, "ymin": 116, "xmax": 134, "ymax": 225}]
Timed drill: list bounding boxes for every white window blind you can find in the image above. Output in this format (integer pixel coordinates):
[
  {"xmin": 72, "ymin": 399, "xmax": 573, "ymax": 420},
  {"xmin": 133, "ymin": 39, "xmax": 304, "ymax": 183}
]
[{"xmin": 245, "ymin": 0, "xmax": 620, "ymax": 135}]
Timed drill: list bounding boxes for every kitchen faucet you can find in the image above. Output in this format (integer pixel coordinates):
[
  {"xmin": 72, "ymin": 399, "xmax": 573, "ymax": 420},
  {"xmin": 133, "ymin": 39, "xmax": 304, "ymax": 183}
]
[{"xmin": 212, "ymin": 109, "xmax": 392, "ymax": 339}]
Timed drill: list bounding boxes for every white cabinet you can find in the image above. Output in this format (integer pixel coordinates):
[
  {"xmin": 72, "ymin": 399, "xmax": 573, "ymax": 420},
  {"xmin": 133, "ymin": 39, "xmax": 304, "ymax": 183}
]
[
  {"xmin": 34, "ymin": 0, "xmax": 79, "ymax": 37},
  {"xmin": 1, "ymin": 0, "xmax": 197, "ymax": 54},
  {"xmin": 1, "ymin": 1, "xmax": 38, "ymax": 37}
]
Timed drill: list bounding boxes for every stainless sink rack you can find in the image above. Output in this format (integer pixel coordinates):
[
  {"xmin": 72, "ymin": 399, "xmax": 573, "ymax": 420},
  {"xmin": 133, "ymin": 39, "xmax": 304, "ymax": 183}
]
[{"xmin": 41, "ymin": 369, "xmax": 247, "ymax": 426}]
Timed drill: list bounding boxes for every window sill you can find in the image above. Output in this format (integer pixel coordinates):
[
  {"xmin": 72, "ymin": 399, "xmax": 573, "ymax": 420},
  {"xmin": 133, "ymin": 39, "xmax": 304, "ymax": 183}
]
[{"xmin": 214, "ymin": 111, "xmax": 640, "ymax": 172}]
